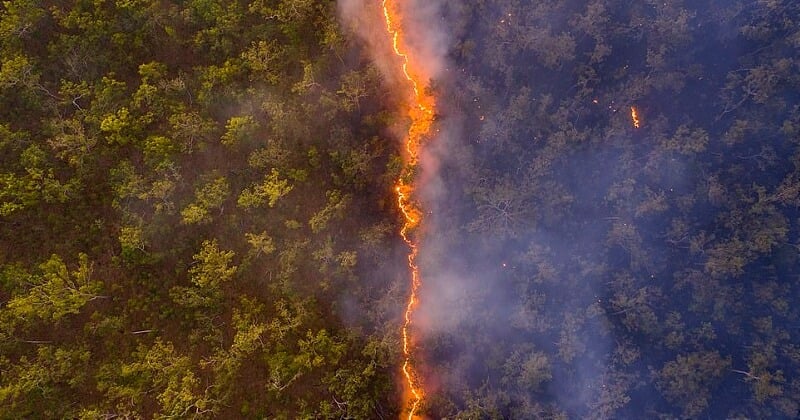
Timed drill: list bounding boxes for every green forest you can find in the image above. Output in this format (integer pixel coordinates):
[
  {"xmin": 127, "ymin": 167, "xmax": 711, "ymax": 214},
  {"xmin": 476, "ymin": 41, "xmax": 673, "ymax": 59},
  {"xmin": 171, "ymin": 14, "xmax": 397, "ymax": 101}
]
[
  {"xmin": 2, "ymin": 0, "xmax": 800, "ymax": 419},
  {"xmin": 1, "ymin": 0, "xmax": 402, "ymax": 417}
]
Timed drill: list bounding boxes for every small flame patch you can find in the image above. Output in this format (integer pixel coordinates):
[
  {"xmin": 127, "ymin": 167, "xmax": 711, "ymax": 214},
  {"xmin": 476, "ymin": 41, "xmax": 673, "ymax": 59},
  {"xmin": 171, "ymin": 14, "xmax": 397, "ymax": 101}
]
[{"xmin": 631, "ymin": 106, "xmax": 641, "ymax": 128}]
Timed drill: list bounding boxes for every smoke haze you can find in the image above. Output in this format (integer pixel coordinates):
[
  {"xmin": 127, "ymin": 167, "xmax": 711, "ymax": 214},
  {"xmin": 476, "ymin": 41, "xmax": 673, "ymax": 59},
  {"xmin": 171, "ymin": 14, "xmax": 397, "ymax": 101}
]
[{"xmin": 342, "ymin": 0, "xmax": 800, "ymax": 418}]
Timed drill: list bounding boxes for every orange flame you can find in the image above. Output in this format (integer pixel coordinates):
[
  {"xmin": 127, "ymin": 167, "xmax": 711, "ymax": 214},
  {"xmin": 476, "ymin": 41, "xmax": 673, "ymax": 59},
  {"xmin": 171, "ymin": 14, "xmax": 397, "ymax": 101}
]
[
  {"xmin": 631, "ymin": 106, "xmax": 641, "ymax": 128},
  {"xmin": 381, "ymin": 1, "xmax": 435, "ymax": 418}
]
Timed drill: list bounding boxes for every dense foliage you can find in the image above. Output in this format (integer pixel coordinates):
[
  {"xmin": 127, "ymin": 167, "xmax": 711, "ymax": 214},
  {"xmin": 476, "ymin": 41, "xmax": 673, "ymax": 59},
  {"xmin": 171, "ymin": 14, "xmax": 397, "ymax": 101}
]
[
  {"xmin": 0, "ymin": 0, "xmax": 404, "ymax": 418},
  {"xmin": 419, "ymin": 0, "xmax": 800, "ymax": 418}
]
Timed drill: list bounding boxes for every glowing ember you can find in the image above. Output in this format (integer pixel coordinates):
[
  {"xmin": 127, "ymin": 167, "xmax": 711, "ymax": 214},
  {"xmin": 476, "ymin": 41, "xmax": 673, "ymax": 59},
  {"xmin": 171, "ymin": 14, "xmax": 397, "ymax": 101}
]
[
  {"xmin": 631, "ymin": 106, "xmax": 641, "ymax": 128},
  {"xmin": 381, "ymin": 0, "xmax": 436, "ymax": 418}
]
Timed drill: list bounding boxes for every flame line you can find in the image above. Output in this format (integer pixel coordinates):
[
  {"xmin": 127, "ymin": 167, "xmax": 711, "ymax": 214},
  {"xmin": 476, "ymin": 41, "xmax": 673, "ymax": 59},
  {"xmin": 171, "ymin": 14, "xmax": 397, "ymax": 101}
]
[{"xmin": 381, "ymin": 1, "xmax": 435, "ymax": 418}]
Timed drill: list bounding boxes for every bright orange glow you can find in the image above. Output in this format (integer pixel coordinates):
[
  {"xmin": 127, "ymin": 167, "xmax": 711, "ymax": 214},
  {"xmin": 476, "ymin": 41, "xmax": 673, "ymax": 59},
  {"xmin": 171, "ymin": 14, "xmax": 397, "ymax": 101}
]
[
  {"xmin": 381, "ymin": 1, "xmax": 436, "ymax": 419},
  {"xmin": 631, "ymin": 106, "xmax": 641, "ymax": 128}
]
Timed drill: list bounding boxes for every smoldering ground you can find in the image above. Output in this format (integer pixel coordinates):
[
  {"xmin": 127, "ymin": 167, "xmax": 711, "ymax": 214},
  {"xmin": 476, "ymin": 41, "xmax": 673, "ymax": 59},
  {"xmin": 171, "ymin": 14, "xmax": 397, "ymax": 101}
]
[
  {"xmin": 341, "ymin": 0, "xmax": 800, "ymax": 418},
  {"xmin": 338, "ymin": 0, "xmax": 620, "ymax": 416}
]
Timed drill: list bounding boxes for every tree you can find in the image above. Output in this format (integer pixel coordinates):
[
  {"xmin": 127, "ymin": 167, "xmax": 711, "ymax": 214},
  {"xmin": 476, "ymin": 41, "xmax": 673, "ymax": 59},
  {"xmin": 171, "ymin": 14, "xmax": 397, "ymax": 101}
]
[
  {"xmin": 0, "ymin": 144, "xmax": 70, "ymax": 216},
  {"xmin": 0, "ymin": 345, "xmax": 91, "ymax": 417},
  {"xmin": 3, "ymin": 254, "xmax": 102, "ymax": 329},
  {"xmin": 220, "ymin": 115, "xmax": 259, "ymax": 147},
  {"xmin": 308, "ymin": 190, "xmax": 350, "ymax": 234},
  {"xmin": 468, "ymin": 177, "xmax": 531, "ymax": 238},
  {"xmin": 171, "ymin": 239, "xmax": 237, "ymax": 309},
  {"xmin": 502, "ymin": 345, "xmax": 552, "ymax": 392},
  {"xmin": 100, "ymin": 107, "xmax": 149, "ymax": 145},
  {"xmin": 168, "ymin": 111, "xmax": 215, "ymax": 153},
  {"xmin": 655, "ymin": 351, "xmax": 731, "ymax": 417},
  {"xmin": 661, "ymin": 125, "xmax": 709, "ymax": 155},
  {"xmin": 0, "ymin": 54, "xmax": 38, "ymax": 90},
  {"xmin": 731, "ymin": 339, "xmax": 788, "ymax": 408},
  {"xmin": 245, "ymin": 231, "xmax": 275, "ymax": 258},
  {"xmin": 241, "ymin": 40, "xmax": 284, "ymax": 84},
  {"xmin": 99, "ymin": 340, "xmax": 216, "ymax": 417},
  {"xmin": 202, "ymin": 297, "xmax": 268, "ymax": 400},
  {"xmin": 47, "ymin": 117, "xmax": 96, "ymax": 169},
  {"xmin": 237, "ymin": 168, "xmax": 293, "ymax": 209},
  {"xmin": 142, "ymin": 135, "xmax": 178, "ymax": 168},
  {"xmin": 337, "ymin": 70, "xmax": 369, "ymax": 112},
  {"xmin": 0, "ymin": 0, "xmax": 46, "ymax": 44},
  {"xmin": 188, "ymin": 239, "xmax": 237, "ymax": 289},
  {"xmin": 181, "ymin": 176, "xmax": 229, "ymax": 225},
  {"xmin": 119, "ymin": 224, "xmax": 147, "ymax": 259}
]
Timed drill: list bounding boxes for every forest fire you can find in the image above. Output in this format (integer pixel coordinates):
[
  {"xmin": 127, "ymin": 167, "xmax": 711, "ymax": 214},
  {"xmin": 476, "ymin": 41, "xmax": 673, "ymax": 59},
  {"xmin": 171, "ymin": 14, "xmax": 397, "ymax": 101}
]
[
  {"xmin": 631, "ymin": 106, "xmax": 641, "ymax": 128},
  {"xmin": 381, "ymin": 0, "xmax": 436, "ymax": 418}
]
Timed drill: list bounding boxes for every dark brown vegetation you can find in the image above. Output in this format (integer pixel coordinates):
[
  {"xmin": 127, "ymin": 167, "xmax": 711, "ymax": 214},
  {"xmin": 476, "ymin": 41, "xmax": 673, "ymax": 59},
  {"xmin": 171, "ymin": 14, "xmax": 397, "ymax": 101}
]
[{"xmin": 420, "ymin": 0, "xmax": 800, "ymax": 418}]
